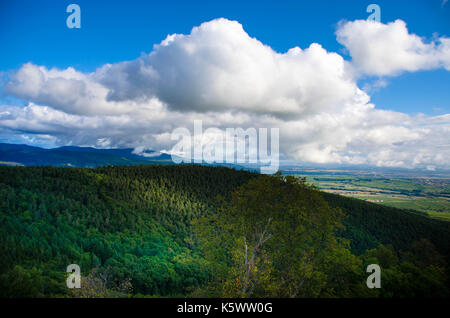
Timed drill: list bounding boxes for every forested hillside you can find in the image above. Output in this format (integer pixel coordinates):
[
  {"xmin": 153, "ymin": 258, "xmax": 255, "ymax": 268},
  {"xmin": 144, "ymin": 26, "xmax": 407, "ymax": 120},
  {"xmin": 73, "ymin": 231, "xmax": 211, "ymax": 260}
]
[
  {"xmin": 0, "ymin": 143, "xmax": 173, "ymax": 167},
  {"xmin": 324, "ymin": 192, "xmax": 450, "ymax": 255},
  {"xmin": 0, "ymin": 165, "xmax": 448, "ymax": 297}
]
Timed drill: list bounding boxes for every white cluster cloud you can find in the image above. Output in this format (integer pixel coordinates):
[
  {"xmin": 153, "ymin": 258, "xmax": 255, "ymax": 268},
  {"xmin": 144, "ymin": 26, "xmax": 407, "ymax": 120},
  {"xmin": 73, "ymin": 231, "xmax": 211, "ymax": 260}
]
[
  {"xmin": 6, "ymin": 19, "xmax": 361, "ymax": 119},
  {"xmin": 336, "ymin": 19, "xmax": 450, "ymax": 76},
  {"xmin": 96, "ymin": 19, "xmax": 361, "ymax": 120},
  {"xmin": 1, "ymin": 18, "xmax": 450, "ymax": 169},
  {"xmin": 4, "ymin": 63, "xmax": 148, "ymax": 116}
]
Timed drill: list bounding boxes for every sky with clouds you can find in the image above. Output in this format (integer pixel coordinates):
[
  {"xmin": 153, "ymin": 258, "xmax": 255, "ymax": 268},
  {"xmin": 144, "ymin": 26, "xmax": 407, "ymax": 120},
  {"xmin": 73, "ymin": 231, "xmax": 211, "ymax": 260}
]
[{"xmin": 0, "ymin": 0, "xmax": 449, "ymax": 169}]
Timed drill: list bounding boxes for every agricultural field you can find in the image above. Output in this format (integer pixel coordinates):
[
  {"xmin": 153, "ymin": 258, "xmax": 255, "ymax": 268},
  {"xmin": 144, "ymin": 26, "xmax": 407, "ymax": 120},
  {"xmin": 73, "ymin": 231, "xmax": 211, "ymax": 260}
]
[{"xmin": 284, "ymin": 170, "xmax": 450, "ymax": 221}]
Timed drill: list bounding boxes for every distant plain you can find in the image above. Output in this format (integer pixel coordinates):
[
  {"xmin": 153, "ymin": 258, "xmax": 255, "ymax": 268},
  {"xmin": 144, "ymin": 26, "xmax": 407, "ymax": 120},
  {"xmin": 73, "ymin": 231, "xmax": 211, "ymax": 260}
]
[{"xmin": 285, "ymin": 169, "xmax": 450, "ymax": 221}]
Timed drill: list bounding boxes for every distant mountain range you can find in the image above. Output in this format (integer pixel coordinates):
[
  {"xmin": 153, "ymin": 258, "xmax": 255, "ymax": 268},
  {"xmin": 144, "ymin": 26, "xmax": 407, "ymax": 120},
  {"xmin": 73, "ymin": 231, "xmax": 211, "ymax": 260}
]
[
  {"xmin": 0, "ymin": 143, "xmax": 174, "ymax": 168},
  {"xmin": 1, "ymin": 143, "xmax": 449, "ymax": 177},
  {"xmin": 0, "ymin": 143, "xmax": 270, "ymax": 171}
]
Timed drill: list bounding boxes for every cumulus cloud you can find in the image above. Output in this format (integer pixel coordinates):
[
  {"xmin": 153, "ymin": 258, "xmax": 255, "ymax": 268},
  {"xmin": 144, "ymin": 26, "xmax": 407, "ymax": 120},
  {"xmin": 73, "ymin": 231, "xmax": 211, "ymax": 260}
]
[
  {"xmin": 4, "ymin": 63, "xmax": 153, "ymax": 116},
  {"xmin": 6, "ymin": 19, "xmax": 362, "ymax": 120},
  {"xmin": 95, "ymin": 19, "xmax": 361, "ymax": 119},
  {"xmin": 336, "ymin": 19, "xmax": 450, "ymax": 76},
  {"xmin": 1, "ymin": 18, "xmax": 450, "ymax": 169}
]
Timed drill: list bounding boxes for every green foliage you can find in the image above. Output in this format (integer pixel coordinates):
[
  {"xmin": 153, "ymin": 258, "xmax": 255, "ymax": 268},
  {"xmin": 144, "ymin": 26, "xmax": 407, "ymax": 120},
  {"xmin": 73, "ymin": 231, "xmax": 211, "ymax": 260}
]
[
  {"xmin": 194, "ymin": 175, "xmax": 360, "ymax": 297},
  {"xmin": 0, "ymin": 165, "xmax": 448, "ymax": 297},
  {"xmin": 0, "ymin": 165, "xmax": 254, "ymax": 296},
  {"xmin": 361, "ymin": 241, "xmax": 449, "ymax": 298},
  {"xmin": 0, "ymin": 265, "xmax": 43, "ymax": 298},
  {"xmin": 322, "ymin": 192, "xmax": 450, "ymax": 255},
  {"xmin": 70, "ymin": 268, "xmax": 133, "ymax": 298}
]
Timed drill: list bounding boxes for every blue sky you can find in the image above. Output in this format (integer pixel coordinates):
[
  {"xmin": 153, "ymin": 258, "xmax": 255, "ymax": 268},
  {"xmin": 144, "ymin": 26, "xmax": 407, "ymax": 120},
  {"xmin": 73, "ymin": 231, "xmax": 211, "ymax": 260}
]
[
  {"xmin": 0, "ymin": 0, "xmax": 449, "ymax": 168},
  {"xmin": 1, "ymin": 0, "xmax": 449, "ymax": 114}
]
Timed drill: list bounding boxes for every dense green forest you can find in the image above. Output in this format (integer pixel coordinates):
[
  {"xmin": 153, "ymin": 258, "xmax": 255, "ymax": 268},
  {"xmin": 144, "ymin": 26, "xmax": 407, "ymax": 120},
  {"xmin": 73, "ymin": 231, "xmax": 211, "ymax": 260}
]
[{"xmin": 0, "ymin": 165, "xmax": 449, "ymax": 297}]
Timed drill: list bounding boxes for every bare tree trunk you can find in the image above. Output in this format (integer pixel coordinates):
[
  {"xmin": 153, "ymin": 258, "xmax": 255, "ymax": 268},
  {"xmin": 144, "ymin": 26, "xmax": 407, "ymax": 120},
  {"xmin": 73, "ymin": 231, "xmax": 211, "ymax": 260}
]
[{"xmin": 242, "ymin": 217, "xmax": 272, "ymax": 296}]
